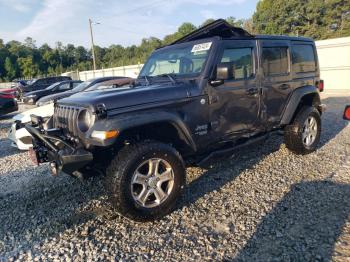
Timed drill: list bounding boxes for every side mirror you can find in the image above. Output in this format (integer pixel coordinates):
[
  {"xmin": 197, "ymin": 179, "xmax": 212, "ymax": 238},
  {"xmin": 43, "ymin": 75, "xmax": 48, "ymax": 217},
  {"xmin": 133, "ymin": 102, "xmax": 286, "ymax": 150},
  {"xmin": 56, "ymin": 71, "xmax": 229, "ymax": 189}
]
[
  {"xmin": 210, "ymin": 63, "xmax": 233, "ymax": 87},
  {"xmin": 216, "ymin": 63, "xmax": 230, "ymax": 80}
]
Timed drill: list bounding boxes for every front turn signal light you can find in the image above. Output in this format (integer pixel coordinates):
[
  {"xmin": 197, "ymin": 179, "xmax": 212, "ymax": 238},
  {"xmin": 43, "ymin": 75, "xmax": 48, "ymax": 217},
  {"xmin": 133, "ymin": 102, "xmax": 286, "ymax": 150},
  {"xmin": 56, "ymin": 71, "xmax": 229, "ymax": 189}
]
[{"xmin": 91, "ymin": 130, "xmax": 119, "ymax": 140}]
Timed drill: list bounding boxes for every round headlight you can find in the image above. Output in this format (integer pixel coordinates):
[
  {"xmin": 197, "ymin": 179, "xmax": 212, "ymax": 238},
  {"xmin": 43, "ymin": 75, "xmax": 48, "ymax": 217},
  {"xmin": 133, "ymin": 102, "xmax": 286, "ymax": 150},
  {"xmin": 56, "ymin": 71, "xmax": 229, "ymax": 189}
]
[{"xmin": 77, "ymin": 109, "xmax": 94, "ymax": 132}]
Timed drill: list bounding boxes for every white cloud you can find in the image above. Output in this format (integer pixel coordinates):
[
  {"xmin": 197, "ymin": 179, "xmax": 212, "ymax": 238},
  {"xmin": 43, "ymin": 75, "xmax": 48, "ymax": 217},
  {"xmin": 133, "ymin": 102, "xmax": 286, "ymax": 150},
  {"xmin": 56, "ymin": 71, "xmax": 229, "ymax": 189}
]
[
  {"xmin": 4, "ymin": 0, "xmax": 250, "ymax": 47},
  {"xmin": 0, "ymin": 0, "xmax": 36, "ymax": 12},
  {"xmin": 200, "ymin": 10, "xmax": 217, "ymax": 20}
]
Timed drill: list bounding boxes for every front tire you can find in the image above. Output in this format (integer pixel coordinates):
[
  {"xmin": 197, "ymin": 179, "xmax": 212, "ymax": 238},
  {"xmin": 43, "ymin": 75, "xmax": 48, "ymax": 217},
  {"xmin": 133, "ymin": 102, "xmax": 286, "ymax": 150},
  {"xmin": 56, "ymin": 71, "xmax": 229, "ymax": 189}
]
[
  {"xmin": 284, "ymin": 106, "xmax": 321, "ymax": 155},
  {"xmin": 106, "ymin": 141, "xmax": 186, "ymax": 221}
]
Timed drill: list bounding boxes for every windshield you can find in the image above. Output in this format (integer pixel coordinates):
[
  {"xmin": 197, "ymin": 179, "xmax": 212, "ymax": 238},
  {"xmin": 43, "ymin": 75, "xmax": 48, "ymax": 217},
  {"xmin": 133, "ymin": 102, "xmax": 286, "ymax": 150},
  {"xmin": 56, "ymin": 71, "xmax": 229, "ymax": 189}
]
[
  {"xmin": 85, "ymin": 83, "xmax": 112, "ymax": 92},
  {"xmin": 139, "ymin": 41, "xmax": 212, "ymax": 78},
  {"xmin": 72, "ymin": 81, "xmax": 91, "ymax": 92},
  {"xmin": 45, "ymin": 82, "xmax": 61, "ymax": 90}
]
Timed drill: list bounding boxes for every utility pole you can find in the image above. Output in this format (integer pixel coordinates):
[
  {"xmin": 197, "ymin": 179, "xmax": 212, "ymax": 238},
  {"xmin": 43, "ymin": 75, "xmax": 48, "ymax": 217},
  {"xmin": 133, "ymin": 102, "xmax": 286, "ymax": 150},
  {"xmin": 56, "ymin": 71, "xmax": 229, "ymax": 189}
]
[{"xmin": 89, "ymin": 18, "xmax": 97, "ymax": 71}]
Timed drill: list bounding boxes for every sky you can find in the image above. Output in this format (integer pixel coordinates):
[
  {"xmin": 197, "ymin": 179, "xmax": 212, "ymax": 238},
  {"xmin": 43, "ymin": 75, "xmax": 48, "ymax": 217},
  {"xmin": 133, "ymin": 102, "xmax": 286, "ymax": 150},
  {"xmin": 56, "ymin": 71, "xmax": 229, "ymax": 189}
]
[{"xmin": 0, "ymin": 0, "xmax": 259, "ymax": 48}]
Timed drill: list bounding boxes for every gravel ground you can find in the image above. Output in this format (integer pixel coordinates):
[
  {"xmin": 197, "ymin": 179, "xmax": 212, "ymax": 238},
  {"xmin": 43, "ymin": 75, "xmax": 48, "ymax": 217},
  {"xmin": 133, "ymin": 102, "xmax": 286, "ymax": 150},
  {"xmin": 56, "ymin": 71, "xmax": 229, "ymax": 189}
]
[{"xmin": 0, "ymin": 94, "xmax": 350, "ymax": 261}]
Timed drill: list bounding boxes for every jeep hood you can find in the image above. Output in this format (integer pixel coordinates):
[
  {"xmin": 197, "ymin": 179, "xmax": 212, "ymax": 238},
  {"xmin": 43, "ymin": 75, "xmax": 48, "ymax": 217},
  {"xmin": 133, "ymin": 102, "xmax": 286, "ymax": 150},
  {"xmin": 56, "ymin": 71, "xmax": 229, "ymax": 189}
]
[
  {"xmin": 58, "ymin": 83, "xmax": 194, "ymax": 111},
  {"xmin": 13, "ymin": 103, "xmax": 54, "ymax": 123}
]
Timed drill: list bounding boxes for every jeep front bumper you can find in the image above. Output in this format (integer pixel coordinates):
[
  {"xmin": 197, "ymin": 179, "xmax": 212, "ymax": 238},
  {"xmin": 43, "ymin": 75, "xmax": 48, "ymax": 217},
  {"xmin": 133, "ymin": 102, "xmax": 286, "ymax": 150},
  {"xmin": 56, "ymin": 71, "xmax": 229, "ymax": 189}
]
[{"xmin": 25, "ymin": 124, "xmax": 93, "ymax": 175}]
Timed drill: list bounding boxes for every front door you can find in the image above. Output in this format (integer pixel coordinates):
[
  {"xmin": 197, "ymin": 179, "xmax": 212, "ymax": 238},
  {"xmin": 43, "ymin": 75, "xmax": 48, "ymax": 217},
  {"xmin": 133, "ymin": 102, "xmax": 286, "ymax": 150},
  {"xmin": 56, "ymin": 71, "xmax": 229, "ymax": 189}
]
[{"xmin": 209, "ymin": 40, "xmax": 261, "ymax": 142}]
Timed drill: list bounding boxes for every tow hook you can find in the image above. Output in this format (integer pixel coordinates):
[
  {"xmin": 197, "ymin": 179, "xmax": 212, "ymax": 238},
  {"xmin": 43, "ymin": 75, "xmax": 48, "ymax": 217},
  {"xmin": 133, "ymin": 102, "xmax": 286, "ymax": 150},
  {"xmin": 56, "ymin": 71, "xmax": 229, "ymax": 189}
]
[{"xmin": 50, "ymin": 161, "xmax": 58, "ymax": 176}]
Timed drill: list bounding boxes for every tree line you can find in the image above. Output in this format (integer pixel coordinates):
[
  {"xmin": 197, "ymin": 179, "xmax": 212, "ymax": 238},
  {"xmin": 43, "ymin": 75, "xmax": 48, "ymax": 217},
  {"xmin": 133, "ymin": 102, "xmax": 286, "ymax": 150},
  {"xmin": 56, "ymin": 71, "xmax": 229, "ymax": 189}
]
[{"xmin": 0, "ymin": 0, "xmax": 349, "ymax": 81}]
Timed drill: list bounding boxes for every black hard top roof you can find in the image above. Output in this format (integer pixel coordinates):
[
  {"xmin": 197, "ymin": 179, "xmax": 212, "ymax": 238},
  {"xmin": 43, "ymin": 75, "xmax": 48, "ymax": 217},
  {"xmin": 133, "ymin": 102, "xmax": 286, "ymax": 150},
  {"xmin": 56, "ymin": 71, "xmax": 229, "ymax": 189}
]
[{"xmin": 168, "ymin": 19, "xmax": 313, "ymax": 46}]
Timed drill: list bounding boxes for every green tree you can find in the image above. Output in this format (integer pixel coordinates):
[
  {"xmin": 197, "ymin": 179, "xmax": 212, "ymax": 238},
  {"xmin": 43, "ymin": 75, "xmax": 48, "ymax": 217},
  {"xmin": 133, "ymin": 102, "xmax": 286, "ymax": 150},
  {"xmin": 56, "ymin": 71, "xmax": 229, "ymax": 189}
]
[
  {"xmin": 253, "ymin": 0, "xmax": 350, "ymax": 39},
  {"xmin": 17, "ymin": 56, "xmax": 39, "ymax": 78},
  {"xmin": 4, "ymin": 57, "xmax": 17, "ymax": 80},
  {"xmin": 201, "ymin": 18, "xmax": 216, "ymax": 27},
  {"xmin": 226, "ymin": 16, "xmax": 245, "ymax": 27},
  {"xmin": 163, "ymin": 22, "xmax": 197, "ymax": 45}
]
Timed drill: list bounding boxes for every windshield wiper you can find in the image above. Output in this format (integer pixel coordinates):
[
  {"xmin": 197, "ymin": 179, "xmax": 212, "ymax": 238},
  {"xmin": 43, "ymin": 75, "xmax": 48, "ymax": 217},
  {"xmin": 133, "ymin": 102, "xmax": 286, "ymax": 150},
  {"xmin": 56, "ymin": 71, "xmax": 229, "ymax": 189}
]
[{"xmin": 157, "ymin": 73, "xmax": 177, "ymax": 84}]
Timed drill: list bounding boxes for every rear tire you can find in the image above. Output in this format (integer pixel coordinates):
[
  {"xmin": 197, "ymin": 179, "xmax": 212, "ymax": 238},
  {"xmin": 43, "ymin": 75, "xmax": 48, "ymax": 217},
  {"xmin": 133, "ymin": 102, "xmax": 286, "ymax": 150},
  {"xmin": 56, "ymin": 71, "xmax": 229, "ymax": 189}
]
[
  {"xmin": 106, "ymin": 141, "xmax": 186, "ymax": 221},
  {"xmin": 284, "ymin": 106, "xmax": 321, "ymax": 155}
]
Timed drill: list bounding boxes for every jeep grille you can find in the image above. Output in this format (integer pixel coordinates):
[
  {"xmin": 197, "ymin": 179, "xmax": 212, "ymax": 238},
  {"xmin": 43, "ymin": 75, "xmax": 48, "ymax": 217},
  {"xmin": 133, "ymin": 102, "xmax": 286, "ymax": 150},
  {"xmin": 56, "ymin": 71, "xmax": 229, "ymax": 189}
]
[{"xmin": 53, "ymin": 105, "xmax": 80, "ymax": 136}]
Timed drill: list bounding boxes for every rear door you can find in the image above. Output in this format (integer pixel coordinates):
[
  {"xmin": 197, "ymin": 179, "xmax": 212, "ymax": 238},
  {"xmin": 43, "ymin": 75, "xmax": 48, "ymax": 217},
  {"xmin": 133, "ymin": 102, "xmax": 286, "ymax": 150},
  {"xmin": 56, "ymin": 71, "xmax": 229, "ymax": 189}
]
[
  {"xmin": 260, "ymin": 40, "xmax": 293, "ymax": 126},
  {"xmin": 209, "ymin": 40, "xmax": 261, "ymax": 141}
]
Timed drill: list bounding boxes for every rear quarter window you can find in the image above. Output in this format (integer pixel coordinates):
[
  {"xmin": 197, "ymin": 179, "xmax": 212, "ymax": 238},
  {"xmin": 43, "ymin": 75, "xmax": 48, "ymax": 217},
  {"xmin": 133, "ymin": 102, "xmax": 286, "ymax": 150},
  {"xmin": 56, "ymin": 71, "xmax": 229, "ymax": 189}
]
[{"xmin": 292, "ymin": 44, "xmax": 316, "ymax": 73}]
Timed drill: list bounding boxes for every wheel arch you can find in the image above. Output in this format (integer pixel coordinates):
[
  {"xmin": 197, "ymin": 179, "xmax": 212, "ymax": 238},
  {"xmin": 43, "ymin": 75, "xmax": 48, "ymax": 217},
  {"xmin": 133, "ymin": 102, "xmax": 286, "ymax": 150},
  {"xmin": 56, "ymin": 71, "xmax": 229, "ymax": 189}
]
[
  {"xmin": 107, "ymin": 111, "xmax": 197, "ymax": 156},
  {"xmin": 280, "ymin": 85, "xmax": 321, "ymax": 126}
]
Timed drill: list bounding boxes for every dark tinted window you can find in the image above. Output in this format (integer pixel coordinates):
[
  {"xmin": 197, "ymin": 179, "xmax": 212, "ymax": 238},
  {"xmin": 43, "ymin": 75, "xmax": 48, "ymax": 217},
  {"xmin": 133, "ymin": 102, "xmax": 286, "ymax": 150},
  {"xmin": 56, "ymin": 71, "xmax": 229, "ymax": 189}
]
[
  {"xmin": 35, "ymin": 79, "xmax": 46, "ymax": 85},
  {"xmin": 220, "ymin": 48, "xmax": 254, "ymax": 80},
  {"xmin": 46, "ymin": 78, "xmax": 57, "ymax": 84},
  {"xmin": 58, "ymin": 83, "xmax": 70, "ymax": 90},
  {"xmin": 292, "ymin": 44, "xmax": 316, "ymax": 73},
  {"xmin": 72, "ymin": 82, "xmax": 81, "ymax": 88},
  {"xmin": 262, "ymin": 47, "xmax": 289, "ymax": 76}
]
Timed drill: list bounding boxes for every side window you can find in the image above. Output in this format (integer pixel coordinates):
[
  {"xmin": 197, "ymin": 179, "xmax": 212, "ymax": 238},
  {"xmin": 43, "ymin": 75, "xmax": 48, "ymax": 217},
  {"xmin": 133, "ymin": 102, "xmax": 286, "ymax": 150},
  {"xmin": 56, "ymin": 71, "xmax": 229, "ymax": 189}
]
[
  {"xmin": 72, "ymin": 82, "xmax": 81, "ymax": 88},
  {"xmin": 47, "ymin": 78, "xmax": 56, "ymax": 84},
  {"xmin": 292, "ymin": 45, "xmax": 316, "ymax": 73},
  {"xmin": 220, "ymin": 48, "xmax": 254, "ymax": 80},
  {"xmin": 262, "ymin": 47, "xmax": 289, "ymax": 76},
  {"xmin": 58, "ymin": 83, "xmax": 70, "ymax": 90},
  {"xmin": 35, "ymin": 79, "xmax": 45, "ymax": 85}
]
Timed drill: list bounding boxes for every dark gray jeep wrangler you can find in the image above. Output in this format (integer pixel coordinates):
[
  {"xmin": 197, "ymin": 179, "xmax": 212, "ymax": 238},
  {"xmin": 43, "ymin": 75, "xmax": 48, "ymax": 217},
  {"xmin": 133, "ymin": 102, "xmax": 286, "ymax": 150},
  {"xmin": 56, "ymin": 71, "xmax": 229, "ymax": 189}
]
[{"xmin": 26, "ymin": 19, "xmax": 325, "ymax": 221}]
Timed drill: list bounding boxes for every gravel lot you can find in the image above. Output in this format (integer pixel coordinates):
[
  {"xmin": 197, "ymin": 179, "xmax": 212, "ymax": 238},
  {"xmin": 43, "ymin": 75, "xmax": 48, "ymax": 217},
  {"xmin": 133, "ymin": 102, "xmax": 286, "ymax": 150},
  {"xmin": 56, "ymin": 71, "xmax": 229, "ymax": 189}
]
[{"xmin": 0, "ymin": 94, "xmax": 349, "ymax": 261}]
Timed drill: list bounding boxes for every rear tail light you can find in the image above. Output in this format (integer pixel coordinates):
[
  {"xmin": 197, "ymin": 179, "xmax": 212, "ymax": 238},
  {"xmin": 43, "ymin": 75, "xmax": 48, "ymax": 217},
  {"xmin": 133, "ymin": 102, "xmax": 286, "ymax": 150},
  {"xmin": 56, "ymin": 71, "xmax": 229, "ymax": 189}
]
[
  {"xmin": 343, "ymin": 106, "xmax": 350, "ymax": 120},
  {"xmin": 0, "ymin": 92, "xmax": 15, "ymax": 99},
  {"xmin": 317, "ymin": 80, "xmax": 324, "ymax": 92}
]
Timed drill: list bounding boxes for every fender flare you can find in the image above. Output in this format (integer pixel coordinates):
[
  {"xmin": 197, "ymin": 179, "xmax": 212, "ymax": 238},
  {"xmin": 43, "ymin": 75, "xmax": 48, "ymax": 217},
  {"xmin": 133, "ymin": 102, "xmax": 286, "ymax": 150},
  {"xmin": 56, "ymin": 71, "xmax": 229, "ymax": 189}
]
[
  {"xmin": 94, "ymin": 110, "xmax": 197, "ymax": 152},
  {"xmin": 280, "ymin": 85, "xmax": 320, "ymax": 125}
]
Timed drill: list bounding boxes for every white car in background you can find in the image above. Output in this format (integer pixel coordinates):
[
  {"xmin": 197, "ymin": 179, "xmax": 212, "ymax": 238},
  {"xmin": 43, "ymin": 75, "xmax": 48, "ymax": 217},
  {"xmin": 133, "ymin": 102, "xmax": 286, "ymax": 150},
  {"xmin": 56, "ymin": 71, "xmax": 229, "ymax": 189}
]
[{"xmin": 8, "ymin": 104, "xmax": 54, "ymax": 150}]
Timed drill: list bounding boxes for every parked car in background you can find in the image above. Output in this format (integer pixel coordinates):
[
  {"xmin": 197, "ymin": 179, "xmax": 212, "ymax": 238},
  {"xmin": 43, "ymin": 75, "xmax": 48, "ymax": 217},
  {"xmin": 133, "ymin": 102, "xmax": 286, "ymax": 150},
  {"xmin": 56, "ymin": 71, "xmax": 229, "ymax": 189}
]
[
  {"xmin": 0, "ymin": 87, "xmax": 19, "ymax": 98},
  {"xmin": 9, "ymin": 78, "xmax": 133, "ymax": 150},
  {"xmin": 18, "ymin": 76, "xmax": 72, "ymax": 97},
  {"xmin": 0, "ymin": 91, "xmax": 18, "ymax": 115},
  {"xmin": 36, "ymin": 76, "xmax": 128, "ymax": 106},
  {"xmin": 84, "ymin": 78, "xmax": 134, "ymax": 92},
  {"xmin": 22, "ymin": 80, "xmax": 82, "ymax": 104},
  {"xmin": 14, "ymin": 80, "xmax": 30, "ymax": 87},
  {"xmin": 8, "ymin": 104, "xmax": 54, "ymax": 150}
]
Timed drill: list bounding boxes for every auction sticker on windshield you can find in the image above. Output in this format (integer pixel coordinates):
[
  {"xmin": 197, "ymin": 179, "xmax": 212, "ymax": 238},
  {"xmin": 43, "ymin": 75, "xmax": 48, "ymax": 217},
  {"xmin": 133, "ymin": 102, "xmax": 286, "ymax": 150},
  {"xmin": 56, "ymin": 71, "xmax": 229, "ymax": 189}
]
[{"xmin": 191, "ymin": 42, "xmax": 212, "ymax": 53}]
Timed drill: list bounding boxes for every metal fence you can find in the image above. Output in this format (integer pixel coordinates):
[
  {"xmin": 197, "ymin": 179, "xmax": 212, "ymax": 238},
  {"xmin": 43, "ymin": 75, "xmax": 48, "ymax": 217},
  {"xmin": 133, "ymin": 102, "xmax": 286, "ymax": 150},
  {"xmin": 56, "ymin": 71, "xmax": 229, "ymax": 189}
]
[
  {"xmin": 316, "ymin": 37, "xmax": 350, "ymax": 91},
  {"xmin": 62, "ymin": 64, "xmax": 144, "ymax": 81},
  {"xmin": 0, "ymin": 82, "xmax": 13, "ymax": 89}
]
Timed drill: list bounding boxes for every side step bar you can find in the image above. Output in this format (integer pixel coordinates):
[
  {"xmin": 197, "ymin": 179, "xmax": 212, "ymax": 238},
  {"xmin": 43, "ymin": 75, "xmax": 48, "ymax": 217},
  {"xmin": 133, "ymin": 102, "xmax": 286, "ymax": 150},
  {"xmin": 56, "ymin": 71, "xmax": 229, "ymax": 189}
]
[{"xmin": 198, "ymin": 133, "xmax": 270, "ymax": 167}]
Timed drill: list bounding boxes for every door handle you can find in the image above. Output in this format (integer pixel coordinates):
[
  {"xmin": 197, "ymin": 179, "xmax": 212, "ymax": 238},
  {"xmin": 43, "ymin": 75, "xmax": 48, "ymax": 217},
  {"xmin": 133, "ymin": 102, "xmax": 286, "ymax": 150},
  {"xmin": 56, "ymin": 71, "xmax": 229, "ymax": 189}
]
[
  {"xmin": 279, "ymin": 84, "xmax": 290, "ymax": 90},
  {"xmin": 246, "ymin": 88, "xmax": 259, "ymax": 96}
]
